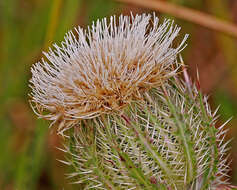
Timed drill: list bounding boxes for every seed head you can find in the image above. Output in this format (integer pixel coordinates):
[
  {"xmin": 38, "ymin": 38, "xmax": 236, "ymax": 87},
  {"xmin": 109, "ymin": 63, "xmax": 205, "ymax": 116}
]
[{"xmin": 29, "ymin": 13, "xmax": 188, "ymax": 131}]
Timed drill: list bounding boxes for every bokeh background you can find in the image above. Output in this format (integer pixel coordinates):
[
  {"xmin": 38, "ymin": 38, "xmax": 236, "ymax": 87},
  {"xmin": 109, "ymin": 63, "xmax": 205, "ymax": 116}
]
[{"xmin": 1, "ymin": 0, "xmax": 237, "ymax": 189}]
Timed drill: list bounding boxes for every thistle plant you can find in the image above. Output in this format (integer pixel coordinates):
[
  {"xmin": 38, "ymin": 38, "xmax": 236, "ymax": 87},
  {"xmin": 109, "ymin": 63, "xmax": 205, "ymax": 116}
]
[{"xmin": 29, "ymin": 14, "xmax": 234, "ymax": 189}]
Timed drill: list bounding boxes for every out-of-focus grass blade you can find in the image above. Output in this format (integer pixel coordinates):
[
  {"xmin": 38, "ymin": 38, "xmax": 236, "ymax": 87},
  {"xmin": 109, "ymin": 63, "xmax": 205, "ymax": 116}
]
[
  {"xmin": 0, "ymin": 0, "xmax": 20, "ymax": 103},
  {"xmin": 87, "ymin": 0, "xmax": 119, "ymax": 23},
  {"xmin": 14, "ymin": 0, "xmax": 62, "ymax": 188},
  {"xmin": 0, "ymin": 117, "xmax": 14, "ymax": 188},
  {"xmin": 54, "ymin": 0, "xmax": 83, "ymax": 41},
  {"xmin": 15, "ymin": 120, "xmax": 48, "ymax": 190},
  {"xmin": 214, "ymin": 90, "xmax": 237, "ymax": 121},
  {"xmin": 0, "ymin": 0, "xmax": 27, "ymax": 188},
  {"xmin": 169, "ymin": 0, "xmax": 202, "ymax": 9},
  {"xmin": 0, "ymin": 0, "xmax": 78, "ymax": 189},
  {"xmin": 208, "ymin": 0, "xmax": 237, "ymax": 92},
  {"xmin": 44, "ymin": 0, "xmax": 63, "ymax": 49}
]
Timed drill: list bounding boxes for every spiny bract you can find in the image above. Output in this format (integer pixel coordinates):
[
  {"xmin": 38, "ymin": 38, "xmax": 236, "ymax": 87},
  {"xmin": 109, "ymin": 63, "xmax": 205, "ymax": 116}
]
[{"xmin": 64, "ymin": 76, "xmax": 231, "ymax": 190}]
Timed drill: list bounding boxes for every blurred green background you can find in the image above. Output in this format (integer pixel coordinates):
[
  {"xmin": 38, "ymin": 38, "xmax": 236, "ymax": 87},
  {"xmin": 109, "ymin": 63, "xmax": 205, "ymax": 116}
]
[{"xmin": 0, "ymin": 0, "xmax": 237, "ymax": 189}]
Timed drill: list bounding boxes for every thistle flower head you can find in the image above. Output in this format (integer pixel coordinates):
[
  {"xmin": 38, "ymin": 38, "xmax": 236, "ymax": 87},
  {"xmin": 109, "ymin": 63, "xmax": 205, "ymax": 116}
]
[
  {"xmin": 30, "ymin": 13, "xmax": 188, "ymax": 131},
  {"xmin": 29, "ymin": 13, "xmax": 233, "ymax": 189}
]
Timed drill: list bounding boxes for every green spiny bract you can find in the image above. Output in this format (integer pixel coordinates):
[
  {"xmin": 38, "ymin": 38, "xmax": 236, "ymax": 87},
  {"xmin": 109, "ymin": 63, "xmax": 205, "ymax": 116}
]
[{"xmin": 63, "ymin": 76, "xmax": 230, "ymax": 190}]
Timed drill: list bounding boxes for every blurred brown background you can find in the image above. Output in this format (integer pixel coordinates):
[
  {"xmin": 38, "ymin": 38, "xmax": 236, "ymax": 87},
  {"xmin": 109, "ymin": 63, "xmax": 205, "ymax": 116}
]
[{"xmin": 0, "ymin": 0, "xmax": 237, "ymax": 189}]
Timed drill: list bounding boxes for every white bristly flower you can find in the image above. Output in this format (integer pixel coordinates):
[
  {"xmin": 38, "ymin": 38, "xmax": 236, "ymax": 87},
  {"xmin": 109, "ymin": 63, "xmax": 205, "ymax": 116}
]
[
  {"xmin": 29, "ymin": 13, "xmax": 234, "ymax": 190},
  {"xmin": 29, "ymin": 13, "xmax": 188, "ymax": 131}
]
